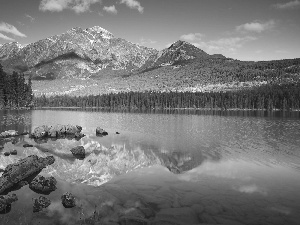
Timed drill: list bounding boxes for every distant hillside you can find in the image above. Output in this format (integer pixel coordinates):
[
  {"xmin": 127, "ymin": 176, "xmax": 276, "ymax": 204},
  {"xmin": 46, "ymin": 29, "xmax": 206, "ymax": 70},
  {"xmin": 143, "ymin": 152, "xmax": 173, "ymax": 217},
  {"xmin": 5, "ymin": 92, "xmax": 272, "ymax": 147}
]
[{"xmin": 32, "ymin": 57, "xmax": 300, "ymax": 96}]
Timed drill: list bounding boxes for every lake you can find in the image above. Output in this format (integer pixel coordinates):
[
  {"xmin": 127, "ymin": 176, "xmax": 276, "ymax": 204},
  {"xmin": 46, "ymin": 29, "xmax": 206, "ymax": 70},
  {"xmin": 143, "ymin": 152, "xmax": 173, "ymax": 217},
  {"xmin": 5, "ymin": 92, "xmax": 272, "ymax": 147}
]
[{"xmin": 0, "ymin": 109, "xmax": 300, "ymax": 225}]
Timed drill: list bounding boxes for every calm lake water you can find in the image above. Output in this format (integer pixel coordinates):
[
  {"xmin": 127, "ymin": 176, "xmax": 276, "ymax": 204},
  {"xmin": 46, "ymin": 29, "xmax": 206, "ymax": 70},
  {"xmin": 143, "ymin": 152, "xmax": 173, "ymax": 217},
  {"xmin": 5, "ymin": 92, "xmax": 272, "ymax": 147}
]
[{"xmin": 0, "ymin": 109, "xmax": 300, "ymax": 225}]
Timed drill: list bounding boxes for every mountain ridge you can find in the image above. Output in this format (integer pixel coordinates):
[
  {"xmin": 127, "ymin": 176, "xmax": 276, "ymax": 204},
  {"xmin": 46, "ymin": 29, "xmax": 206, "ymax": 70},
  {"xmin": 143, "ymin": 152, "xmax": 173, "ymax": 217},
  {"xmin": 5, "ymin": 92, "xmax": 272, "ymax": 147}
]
[
  {"xmin": 0, "ymin": 26, "xmax": 158, "ymax": 79},
  {"xmin": 1, "ymin": 26, "xmax": 300, "ymax": 97}
]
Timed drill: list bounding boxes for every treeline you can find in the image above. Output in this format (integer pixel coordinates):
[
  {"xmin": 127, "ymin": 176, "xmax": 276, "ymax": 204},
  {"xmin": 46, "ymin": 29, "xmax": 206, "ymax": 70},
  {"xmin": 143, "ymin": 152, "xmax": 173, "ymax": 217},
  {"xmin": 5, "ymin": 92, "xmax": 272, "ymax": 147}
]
[
  {"xmin": 0, "ymin": 64, "xmax": 33, "ymax": 109},
  {"xmin": 34, "ymin": 82, "xmax": 300, "ymax": 111}
]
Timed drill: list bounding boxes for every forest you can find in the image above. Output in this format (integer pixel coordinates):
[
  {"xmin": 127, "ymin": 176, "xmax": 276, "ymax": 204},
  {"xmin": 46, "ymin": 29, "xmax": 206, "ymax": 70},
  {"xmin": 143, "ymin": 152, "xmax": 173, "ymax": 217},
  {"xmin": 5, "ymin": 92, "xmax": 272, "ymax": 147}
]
[
  {"xmin": 0, "ymin": 64, "xmax": 33, "ymax": 109},
  {"xmin": 34, "ymin": 82, "xmax": 300, "ymax": 111}
]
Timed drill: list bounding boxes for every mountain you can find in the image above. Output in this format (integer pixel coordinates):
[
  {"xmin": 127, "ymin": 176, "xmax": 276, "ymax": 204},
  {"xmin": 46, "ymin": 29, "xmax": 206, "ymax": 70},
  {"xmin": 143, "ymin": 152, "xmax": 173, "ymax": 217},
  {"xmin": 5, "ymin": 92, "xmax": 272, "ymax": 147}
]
[
  {"xmin": 0, "ymin": 26, "xmax": 158, "ymax": 79},
  {"xmin": 1, "ymin": 26, "xmax": 300, "ymax": 96},
  {"xmin": 139, "ymin": 40, "xmax": 210, "ymax": 72}
]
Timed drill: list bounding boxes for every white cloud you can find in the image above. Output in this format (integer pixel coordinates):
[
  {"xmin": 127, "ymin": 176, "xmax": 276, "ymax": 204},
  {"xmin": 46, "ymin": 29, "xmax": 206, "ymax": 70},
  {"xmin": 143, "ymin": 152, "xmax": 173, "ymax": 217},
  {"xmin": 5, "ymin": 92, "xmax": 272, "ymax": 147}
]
[
  {"xmin": 140, "ymin": 37, "xmax": 157, "ymax": 45},
  {"xmin": 25, "ymin": 14, "xmax": 35, "ymax": 22},
  {"xmin": 180, "ymin": 33, "xmax": 204, "ymax": 42},
  {"xmin": 39, "ymin": 0, "xmax": 101, "ymax": 13},
  {"xmin": 176, "ymin": 33, "xmax": 257, "ymax": 54},
  {"xmin": 273, "ymin": 0, "xmax": 300, "ymax": 9},
  {"xmin": 103, "ymin": 5, "xmax": 118, "ymax": 14},
  {"xmin": 0, "ymin": 22, "xmax": 27, "ymax": 37},
  {"xmin": 0, "ymin": 33, "xmax": 15, "ymax": 41},
  {"xmin": 275, "ymin": 50, "xmax": 289, "ymax": 54},
  {"xmin": 120, "ymin": 0, "xmax": 144, "ymax": 13},
  {"xmin": 236, "ymin": 20, "xmax": 275, "ymax": 33}
]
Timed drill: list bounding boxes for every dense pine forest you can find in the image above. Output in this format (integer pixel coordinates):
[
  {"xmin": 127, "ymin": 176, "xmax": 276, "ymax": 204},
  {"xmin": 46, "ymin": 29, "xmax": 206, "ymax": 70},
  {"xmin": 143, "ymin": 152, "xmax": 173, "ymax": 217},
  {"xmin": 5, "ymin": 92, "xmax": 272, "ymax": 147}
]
[
  {"xmin": 34, "ymin": 82, "xmax": 300, "ymax": 111},
  {"xmin": 0, "ymin": 64, "xmax": 33, "ymax": 109}
]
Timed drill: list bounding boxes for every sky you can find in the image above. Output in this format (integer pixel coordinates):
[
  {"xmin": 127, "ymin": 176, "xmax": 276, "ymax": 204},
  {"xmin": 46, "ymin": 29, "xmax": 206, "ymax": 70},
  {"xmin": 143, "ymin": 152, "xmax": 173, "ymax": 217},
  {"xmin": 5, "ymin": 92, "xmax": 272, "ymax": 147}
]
[{"xmin": 0, "ymin": 0, "xmax": 300, "ymax": 61}]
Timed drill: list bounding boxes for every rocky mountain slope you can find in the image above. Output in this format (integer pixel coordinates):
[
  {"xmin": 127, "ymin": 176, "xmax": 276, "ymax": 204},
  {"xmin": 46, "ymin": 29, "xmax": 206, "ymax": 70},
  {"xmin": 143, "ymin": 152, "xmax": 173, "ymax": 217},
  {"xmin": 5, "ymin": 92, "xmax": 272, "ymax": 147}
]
[{"xmin": 0, "ymin": 26, "xmax": 158, "ymax": 79}]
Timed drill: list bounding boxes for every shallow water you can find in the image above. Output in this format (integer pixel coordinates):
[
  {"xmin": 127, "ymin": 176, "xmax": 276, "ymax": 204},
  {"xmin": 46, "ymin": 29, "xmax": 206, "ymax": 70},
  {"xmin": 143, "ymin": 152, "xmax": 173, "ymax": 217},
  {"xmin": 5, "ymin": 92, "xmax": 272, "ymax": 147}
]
[{"xmin": 0, "ymin": 109, "xmax": 300, "ymax": 225}]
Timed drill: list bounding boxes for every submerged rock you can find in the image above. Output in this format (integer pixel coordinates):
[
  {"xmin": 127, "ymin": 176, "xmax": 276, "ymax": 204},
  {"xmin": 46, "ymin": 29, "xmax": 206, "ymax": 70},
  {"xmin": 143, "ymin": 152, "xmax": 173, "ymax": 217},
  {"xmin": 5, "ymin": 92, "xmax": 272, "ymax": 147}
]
[
  {"xmin": 29, "ymin": 175, "xmax": 57, "ymax": 194},
  {"xmin": 0, "ymin": 155, "xmax": 55, "ymax": 194},
  {"xmin": 61, "ymin": 192, "xmax": 76, "ymax": 208},
  {"xmin": 96, "ymin": 127, "xmax": 108, "ymax": 136},
  {"xmin": 70, "ymin": 146, "xmax": 85, "ymax": 159},
  {"xmin": 0, "ymin": 194, "xmax": 18, "ymax": 213},
  {"xmin": 23, "ymin": 144, "xmax": 34, "ymax": 148},
  {"xmin": 10, "ymin": 150, "xmax": 17, "ymax": 155},
  {"xmin": 33, "ymin": 196, "xmax": 51, "ymax": 212}
]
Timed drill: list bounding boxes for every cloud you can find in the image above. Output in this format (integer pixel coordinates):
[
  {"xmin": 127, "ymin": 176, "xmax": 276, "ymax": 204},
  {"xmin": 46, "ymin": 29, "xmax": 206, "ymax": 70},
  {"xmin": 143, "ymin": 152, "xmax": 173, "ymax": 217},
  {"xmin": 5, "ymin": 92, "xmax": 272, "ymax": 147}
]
[
  {"xmin": 273, "ymin": 0, "xmax": 300, "ymax": 9},
  {"xmin": 190, "ymin": 36, "xmax": 257, "ymax": 53},
  {"xmin": 25, "ymin": 14, "xmax": 35, "ymax": 22},
  {"xmin": 120, "ymin": 0, "xmax": 144, "ymax": 13},
  {"xmin": 39, "ymin": 0, "xmax": 101, "ymax": 13},
  {"xmin": 236, "ymin": 20, "xmax": 275, "ymax": 33},
  {"xmin": 103, "ymin": 5, "xmax": 118, "ymax": 14},
  {"xmin": 140, "ymin": 37, "xmax": 157, "ymax": 45},
  {"xmin": 180, "ymin": 33, "xmax": 204, "ymax": 42},
  {"xmin": 0, "ymin": 33, "xmax": 15, "ymax": 41},
  {"xmin": 0, "ymin": 22, "xmax": 27, "ymax": 37},
  {"xmin": 179, "ymin": 31, "xmax": 257, "ymax": 53},
  {"xmin": 275, "ymin": 50, "xmax": 289, "ymax": 54}
]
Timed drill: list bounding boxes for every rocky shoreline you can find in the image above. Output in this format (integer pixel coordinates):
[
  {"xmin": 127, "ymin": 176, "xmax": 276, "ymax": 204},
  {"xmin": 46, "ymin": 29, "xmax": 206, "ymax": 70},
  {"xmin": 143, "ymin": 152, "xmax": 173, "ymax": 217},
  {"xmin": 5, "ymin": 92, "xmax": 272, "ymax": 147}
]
[
  {"xmin": 0, "ymin": 124, "xmax": 207, "ymax": 224},
  {"xmin": 0, "ymin": 125, "xmax": 87, "ymax": 215}
]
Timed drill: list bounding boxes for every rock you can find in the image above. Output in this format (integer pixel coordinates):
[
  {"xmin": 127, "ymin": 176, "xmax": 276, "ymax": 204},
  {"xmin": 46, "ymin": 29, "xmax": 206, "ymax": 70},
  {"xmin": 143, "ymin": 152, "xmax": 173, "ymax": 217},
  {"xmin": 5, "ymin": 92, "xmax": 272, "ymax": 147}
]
[
  {"xmin": 0, "ymin": 194, "xmax": 18, "ymax": 213},
  {"xmin": 74, "ymin": 132, "xmax": 85, "ymax": 139},
  {"xmin": 23, "ymin": 144, "xmax": 34, "ymax": 148},
  {"xmin": 54, "ymin": 124, "xmax": 66, "ymax": 137},
  {"xmin": 0, "ymin": 130, "xmax": 18, "ymax": 138},
  {"xmin": 65, "ymin": 124, "xmax": 82, "ymax": 134},
  {"xmin": 10, "ymin": 150, "xmax": 17, "ymax": 155},
  {"xmin": 33, "ymin": 196, "xmax": 51, "ymax": 212},
  {"xmin": 0, "ymin": 155, "xmax": 55, "ymax": 194},
  {"xmin": 4, "ymin": 152, "xmax": 10, "ymax": 156},
  {"xmin": 29, "ymin": 175, "xmax": 57, "ymax": 194},
  {"xmin": 61, "ymin": 192, "xmax": 76, "ymax": 208},
  {"xmin": 48, "ymin": 125, "xmax": 58, "ymax": 137},
  {"xmin": 31, "ymin": 124, "xmax": 83, "ymax": 139},
  {"xmin": 96, "ymin": 127, "xmax": 108, "ymax": 136},
  {"xmin": 32, "ymin": 125, "xmax": 49, "ymax": 138},
  {"xmin": 70, "ymin": 146, "xmax": 85, "ymax": 159}
]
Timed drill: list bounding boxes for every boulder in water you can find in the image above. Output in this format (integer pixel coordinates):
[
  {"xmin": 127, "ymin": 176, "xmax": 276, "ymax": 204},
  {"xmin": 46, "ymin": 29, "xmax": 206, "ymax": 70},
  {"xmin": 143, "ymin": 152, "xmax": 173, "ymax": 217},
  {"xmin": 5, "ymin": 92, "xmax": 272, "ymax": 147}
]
[
  {"xmin": 0, "ymin": 155, "xmax": 55, "ymax": 194},
  {"xmin": 33, "ymin": 196, "xmax": 51, "ymax": 212},
  {"xmin": 0, "ymin": 130, "xmax": 18, "ymax": 138},
  {"xmin": 70, "ymin": 146, "xmax": 85, "ymax": 159},
  {"xmin": 10, "ymin": 150, "xmax": 17, "ymax": 155},
  {"xmin": 61, "ymin": 192, "xmax": 76, "ymax": 208},
  {"xmin": 23, "ymin": 144, "xmax": 34, "ymax": 148},
  {"xmin": 0, "ymin": 194, "xmax": 18, "ymax": 213},
  {"xmin": 29, "ymin": 175, "xmax": 57, "ymax": 194},
  {"xmin": 96, "ymin": 127, "xmax": 108, "ymax": 136}
]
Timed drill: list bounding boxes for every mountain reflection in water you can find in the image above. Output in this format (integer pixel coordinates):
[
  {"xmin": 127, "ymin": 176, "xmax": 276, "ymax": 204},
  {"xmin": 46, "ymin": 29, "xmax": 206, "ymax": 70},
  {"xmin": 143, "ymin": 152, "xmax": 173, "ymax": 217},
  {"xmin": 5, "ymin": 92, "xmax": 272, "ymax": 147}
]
[{"xmin": 0, "ymin": 109, "xmax": 300, "ymax": 225}]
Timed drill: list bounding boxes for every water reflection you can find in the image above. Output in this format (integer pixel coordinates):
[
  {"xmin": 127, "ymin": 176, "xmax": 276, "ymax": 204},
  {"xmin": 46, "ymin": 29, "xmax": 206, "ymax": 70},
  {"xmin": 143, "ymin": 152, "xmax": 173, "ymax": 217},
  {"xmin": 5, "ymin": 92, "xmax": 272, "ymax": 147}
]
[{"xmin": 0, "ymin": 109, "xmax": 300, "ymax": 224}]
